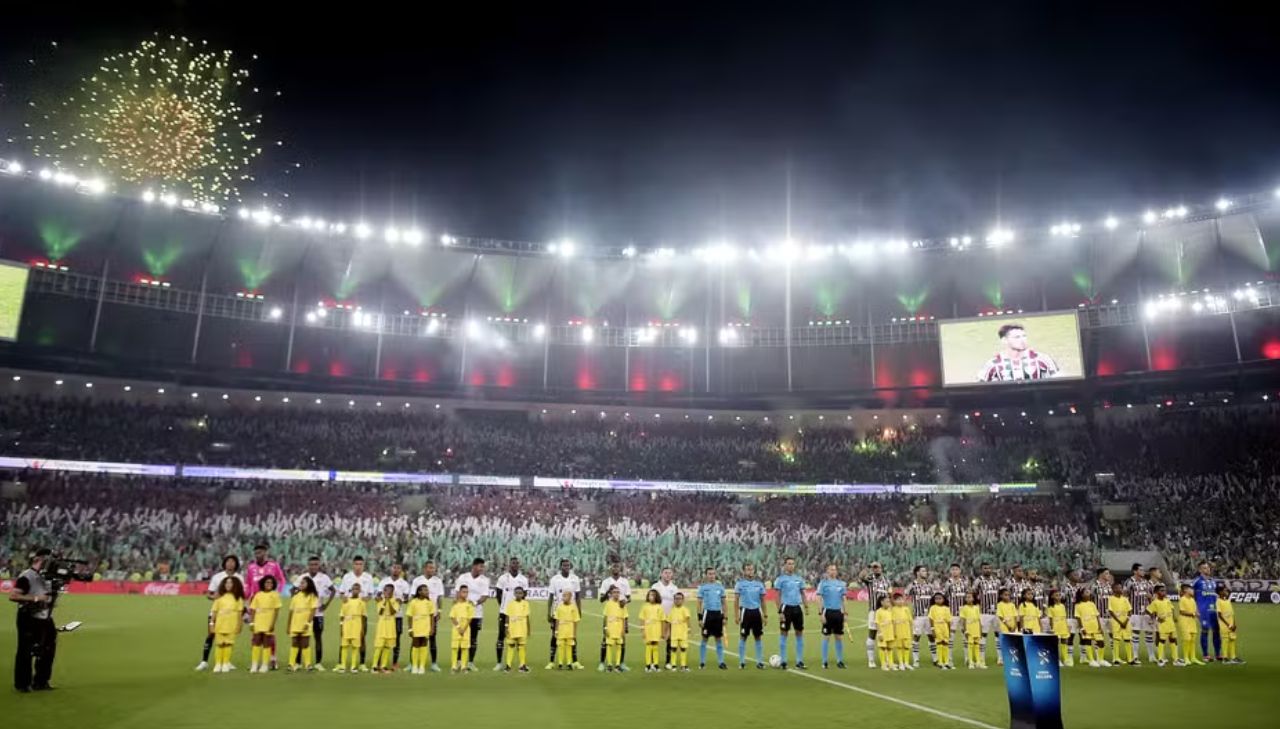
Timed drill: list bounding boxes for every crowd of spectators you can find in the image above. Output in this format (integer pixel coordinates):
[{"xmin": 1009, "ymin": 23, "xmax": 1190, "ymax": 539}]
[{"xmin": 3, "ymin": 395, "xmax": 1280, "ymax": 584}]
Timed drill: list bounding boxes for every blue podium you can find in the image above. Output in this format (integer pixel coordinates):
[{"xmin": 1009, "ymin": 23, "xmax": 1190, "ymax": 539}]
[{"xmin": 998, "ymin": 633, "xmax": 1064, "ymax": 729}]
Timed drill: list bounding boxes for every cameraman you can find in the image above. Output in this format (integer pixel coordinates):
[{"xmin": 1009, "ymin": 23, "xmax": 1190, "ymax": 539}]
[{"xmin": 10, "ymin": 548, "xmax": 57, "ymax": 692}]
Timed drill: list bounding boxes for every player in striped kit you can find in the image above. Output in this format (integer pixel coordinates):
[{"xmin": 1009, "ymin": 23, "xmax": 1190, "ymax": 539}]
[
  {"xmin": 973, "ymin": 563, "xmax": 1003, "ymax": 665},
  {"xmin": 905, "ymin": 566, "xmax": 939, "ymax": 667},
  {"xmin": 1004, "ymin": 565, "xmax": 1031, "ymax": 608},
  {"xmin": 859, "ymin": 563, "xmax": 892, "ymax": 668},
  {"xmin": 1091, "ymin": 568, "xmax": 1113, "ymax": 656},
  {"xmin": 1124, "ymin": 565, "xmax": 1155, "ymax": 663},
  {"xmin": 943, "ymin": 564, "xmax": 969, "ymax": 646},
  {"xmin": 1058, "ymin": 571, "xmax": 1079, "ymax": 662}
]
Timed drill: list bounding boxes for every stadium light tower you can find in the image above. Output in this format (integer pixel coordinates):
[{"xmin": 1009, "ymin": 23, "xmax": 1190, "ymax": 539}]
[
  {"xmin": 986, "ymin": 227, "xmax": 1014, "ymax": 247},
  {"xmin": 1215, "ymin": 198, "xmax": 1233, "ymax": 212},
  {"xmin": 1103, "ymin": 215, "xmax": 1120, "ymax": 230},
  {"xmin": 1142, "ymin": 210, "xmax": 1158, "ymax": 225},
  {"xmin": 581, "ymin": 325, "xmax": 594, "ymax": 343}
]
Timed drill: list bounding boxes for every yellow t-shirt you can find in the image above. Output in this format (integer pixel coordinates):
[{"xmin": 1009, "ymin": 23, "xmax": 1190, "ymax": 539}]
[
  {"xmin": 997, "ymin": 602, "xmax": 1020, "ymax": 634},
  {"xmin": 928, "ymin": 604, "xmax": 952, "ymax": 639},
  {"xmin": 667, "ymin": 605, "xmax": 692, "ymax": 642},
  {"xmin": 891, "ymin": 605, "xmax": 913, "ymax": 641},
  {"xmin": 289, "ymin": 592, "xmax": 319, "ymax": 635},
  {"xmin": 640, "ymin": 603, "xmax": 666, "ymax": 642},
  {"xmin": 1177, "ymin": 596, "xmax": 1199, "ymax": 634},
  {"xmin": 376, "ymin": 598, "xmax": 401, "ymax": 642},
  {"xmin": 340, "ymin": 598, "xmax": 367, "ymax": 642},
  {"xmin": 211, "ymin": 593, "xmax": 244, "ymax": 635},
  {"xmin": 959, "ymin": 604, "xmax": 982, "ymax": 639},
  {"xmin": 1147, "ymin": 597, "xmax": 1175, "ymax": 634},
  {"xmin": 1216, "ymin": 598, "xmax": 1236, "ymax": 634},
  {"xmin": 1018, "ymin": 602, "xmax": 1042, "ymax": 632},
  {"xmin": 250, "ymin": 590, "xmax": 282, "ymax": 633},
  {"xmin": 504, "ymin": 599, "xmax": 530, "ymax": 641},
  {"xmin": 450, "ymin": 600, "xmax": 476, "ymax": 637},
  {"xmin": 604, "ymin": 600, "xmax": 628, "ymax": 641},
  {"xmin": 1046, "ymin": 603, "xmax": 1069, "ymax": 638},
  {"xmin": 554, "ymin": 602, "xmax": 580, "ymax": 640},
  {"xmin": 874, "ymin": 607, "xmax": 897, "ymax": 643},
  {"xmin": 1074, "ymin": 601, "xmax": 1101, "ymax": 636},
  {"xmin": 407, "ymin": 597, "xmax": 436, "ymax": 637}
]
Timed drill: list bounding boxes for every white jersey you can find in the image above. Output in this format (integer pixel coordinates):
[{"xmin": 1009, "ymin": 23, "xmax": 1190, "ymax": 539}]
[
  {"xmin": 599, "ymin": 576, "xmax": 632, "ymax": 604},
  {"xmin": 379, "ymin": 577, "xmax": 413, "ymax": 616},
  {"xmin": 338, "ymin": 571, "xmax": 376, "ymax": 600},
  {"xmin": 206, "ymin": 570, "xmax": 241, "ymax": 596},
  {"xmin": 303, "ymin": 571, "xmax": 336, "ymax": 615},
  {"xmin": 495, "ymin": 572, "xmax": 530, "ymax": 610},
  {"xmin": 548, "ymin": 572, "xmax": 582, "ymax": 607},
  {"xmin": 651, "ymin": 580, "xmax": 679, "ymax": 614},
  {"xmin": 454, "ymin": 573, "xmax": 493, "ymax": 619},
  {"xmin": 409, "ymin": 575, "xmax": 446, "ymax": 609}
]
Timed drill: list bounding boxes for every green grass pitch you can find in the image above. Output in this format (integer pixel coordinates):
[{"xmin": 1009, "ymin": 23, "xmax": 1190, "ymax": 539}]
[{"xmin": 2, "ymin": 596, "xmax": 1276, "ymax": 728}]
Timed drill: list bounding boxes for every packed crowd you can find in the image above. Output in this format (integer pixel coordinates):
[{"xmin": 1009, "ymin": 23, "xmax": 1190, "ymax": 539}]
[
  {"xmin": 1, "ymin": 472, "xmax": 1096, "ymax": 586},
  {"xmin": 3, "ymin": 395, "xmax": 1280, "ymax": 583}
]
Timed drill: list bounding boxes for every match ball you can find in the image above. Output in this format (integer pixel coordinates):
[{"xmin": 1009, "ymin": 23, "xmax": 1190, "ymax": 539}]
[{"xmin": 769, "ymin": 654, "xmax": 783, "ymax": 668}]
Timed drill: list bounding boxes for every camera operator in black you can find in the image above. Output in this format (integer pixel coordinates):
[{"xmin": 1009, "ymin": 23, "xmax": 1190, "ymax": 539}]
[{"xmin": 10, "ymin": 548, "xmax": 57, "ymax": 692}]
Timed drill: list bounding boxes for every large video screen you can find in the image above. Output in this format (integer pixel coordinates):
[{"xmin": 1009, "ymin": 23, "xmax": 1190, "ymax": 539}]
[
  {"xmin": 0, "ymin": 261, "xmax": 29, "ymax": 342},
  {"xmin": 938, "ymin": 311, "xmax": 1083, "ymax": 386}
]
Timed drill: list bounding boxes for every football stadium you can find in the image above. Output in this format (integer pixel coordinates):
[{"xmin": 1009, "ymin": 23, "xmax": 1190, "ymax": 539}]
[{"xmin": 3, "ymin": 6, "xmax": 1280, "ymax": 729}]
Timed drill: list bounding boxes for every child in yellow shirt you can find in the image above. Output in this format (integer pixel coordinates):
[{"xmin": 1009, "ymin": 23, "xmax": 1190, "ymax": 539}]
[
  {"xmin": 450, "ymin": 585, "xmax": 477, "ymax": 672},
  {"xmin": 209, "ymin": 576, "xmax": 245, "ymax": 674},
  {"xmin": 1046, "ymin": 589, "xmax": 1072, "ymax": 667},
  {"xmin": 372, "ymin": 583, "xmax": 401, "ymax": 673},
  {"xmin": 639, "ymin": 589, "xmax": 667, "ymax": 672},
  {"xmin": 248, "ymin": 576, "xmax": 281, "ymax": 674},
  {"xmin": 602, "ymin": 586, "xmax": 628, "ymax": 672},
  {"xmin": 927, "ymin": 593, "xmax": 954, "ymax": 670},
  {"xmin": 553, "ymin": 590, "xmax": 581, "ymax": 670},
  {"xmin": 1108, "ymin": 583, "xmax": 1134, "ymax": 665},
  {"xmin": 336, "ymin": 583, "xmax": 367, "ymax": 672},
  {"xmin": 503, "ymin": 586, "xmax": 531, "ymax": 672},
  {"xmin": 891, "ymin": 593, "xmax": 914, "ymax": 671},
  {"xmin": 406, "ymin": 584, "xmax": 437, "ymax": 674},
  {"xmin": 1214, "ymin": 585, "xmax": 1242, "ymax": 664},
  {"xmin": 1146, "ymin": 584, "xmax": 1177, "ymax": 666},
  {"xmin": 288, "ymin": 576, "xmax": 320, "ymax": 671},
  {"xmin": 873, "ymin": 596, "xmax": 897, "ymax": 671},
  {"xmin": 1018, "ymin": 589, "xmax": 1042, "ymax": 634},
  {"xmin": 1177, "ymin": 585, "xmax": 1206, "ymax": 666},
  {"xmin": 958, "ymin": 593, "xmax": 983, "ymax": 669},
  {"xmin": 1073, "ymin": 589, "xmax": 1107, "ymax": 667},
  {"xmin": 666, "ymin": 593, "xmax": 693, "ymax": 671}
]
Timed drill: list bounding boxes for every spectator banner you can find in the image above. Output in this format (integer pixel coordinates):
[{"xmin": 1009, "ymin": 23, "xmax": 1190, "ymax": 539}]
[
  {"xmin": 457, "ymin": 474, "xmax": 522, "ymax": 486},
  {"xmin": 2, "ymin": 454, "xmax": 1042, "ymax": 496},
  {"xmin": 1000, "ymin": 633, "xmax": 1063, "ymax": 729},
  {"xmin": 939, "ymin": 311, "xmax": 1084, "ymax": 387},
  {"xmin": 900, "ymin": 482, "xmax": 1036, "ymax": 494},
  {"xmin": 0, "ymin": 456, "xmax": 175, "ymax": 476},
  {"xmin": 334, "ymin": 471, "xmax": 452, "ymax": 485},
  {"xmin": 180, "ymin": 465, "xmax": 330, "ymax": 481}
]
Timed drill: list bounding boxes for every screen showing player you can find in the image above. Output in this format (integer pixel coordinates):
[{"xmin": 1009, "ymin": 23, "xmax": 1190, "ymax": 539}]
[
  {"xmin": 938, "ymin": 311, "xmax": 1083, "ymax": 387},
  {"xmin": 0, "ymin": 261, "xmax": 29, "ymax": 341}
]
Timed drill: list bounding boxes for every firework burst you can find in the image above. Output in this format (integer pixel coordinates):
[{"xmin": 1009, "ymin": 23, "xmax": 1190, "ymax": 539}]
[{"xmin": 30, "ymin": 35, "xmax": 264, "ymax": 203}]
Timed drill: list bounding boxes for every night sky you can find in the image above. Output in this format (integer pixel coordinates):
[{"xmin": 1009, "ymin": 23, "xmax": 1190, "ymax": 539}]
[{"xmin": 3, "ymin": 1, "xmax": 1279, "ymax": 247}]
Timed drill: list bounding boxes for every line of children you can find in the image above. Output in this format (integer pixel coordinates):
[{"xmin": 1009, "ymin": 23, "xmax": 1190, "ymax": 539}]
[{"xmin": 206, "ymin": 578, "xmax": 1247, "ymax": 675}]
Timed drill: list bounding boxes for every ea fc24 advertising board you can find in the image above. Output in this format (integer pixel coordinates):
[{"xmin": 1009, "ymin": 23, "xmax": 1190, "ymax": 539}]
[
  {"xmin": 938, "ymin": 310, "xmax": 1083, "ymax": 387},
  {"xmin": 0, "ymin": 260, "xmax": 30, "ymax": 342}
]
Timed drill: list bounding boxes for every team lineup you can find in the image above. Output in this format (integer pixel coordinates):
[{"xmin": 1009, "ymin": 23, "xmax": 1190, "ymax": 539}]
[{"xmin": 198, "ymin": 546, "xmax": 1244, "ymax": 676}]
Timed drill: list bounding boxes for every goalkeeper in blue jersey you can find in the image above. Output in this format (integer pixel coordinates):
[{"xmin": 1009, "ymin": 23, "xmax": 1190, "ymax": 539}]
[{"xmin": 1191, "ymin": 561, "xmax": 1222, "ymax": 662}]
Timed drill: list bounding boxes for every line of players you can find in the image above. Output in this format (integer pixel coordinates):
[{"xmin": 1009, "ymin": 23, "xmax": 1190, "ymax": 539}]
[
  {"xmin": 859, "ymin": 560, "xmax": 1244, "ymax": 671},
  {"xmin": 194, "ymin": 545, "xmax": 1244, "ymax": 675}
]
